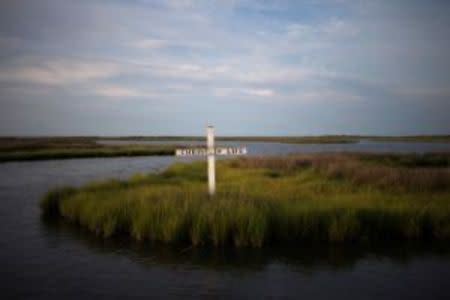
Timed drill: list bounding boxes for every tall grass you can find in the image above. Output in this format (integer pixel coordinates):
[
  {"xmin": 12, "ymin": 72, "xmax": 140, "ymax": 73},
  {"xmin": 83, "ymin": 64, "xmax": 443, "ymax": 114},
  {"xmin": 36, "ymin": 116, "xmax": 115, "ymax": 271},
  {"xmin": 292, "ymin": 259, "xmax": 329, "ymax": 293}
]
[{"xmin": 41, "ymin": 153, "xmax": 450, "ymax": 247}]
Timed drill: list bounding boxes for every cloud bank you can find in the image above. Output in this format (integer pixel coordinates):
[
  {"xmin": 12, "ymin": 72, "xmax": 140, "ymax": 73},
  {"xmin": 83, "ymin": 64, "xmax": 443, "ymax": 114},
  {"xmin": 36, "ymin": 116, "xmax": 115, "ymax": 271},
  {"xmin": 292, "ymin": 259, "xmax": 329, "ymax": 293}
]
[{"xmin": 0, "ymin": 0, "xmax": 449, "ymax": 135}]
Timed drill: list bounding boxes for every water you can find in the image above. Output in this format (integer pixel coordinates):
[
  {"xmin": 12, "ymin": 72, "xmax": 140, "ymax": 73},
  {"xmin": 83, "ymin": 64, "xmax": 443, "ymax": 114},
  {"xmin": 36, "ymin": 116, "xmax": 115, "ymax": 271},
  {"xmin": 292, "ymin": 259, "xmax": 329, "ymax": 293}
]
[
  {"xmin": 100, "ymin": 139, "xmax": 450, "ymax": 154},
  {"xmin": 1, "ymin": 142, "xmax": 450, "ymax": 299}
]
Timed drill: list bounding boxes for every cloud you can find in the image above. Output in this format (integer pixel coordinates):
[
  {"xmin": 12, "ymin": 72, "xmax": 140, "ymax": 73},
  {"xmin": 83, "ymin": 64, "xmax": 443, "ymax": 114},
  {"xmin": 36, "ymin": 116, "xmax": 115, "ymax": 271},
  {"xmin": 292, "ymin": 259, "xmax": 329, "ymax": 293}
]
[
  {"xmin": 93, "ymin": 84, "xmax": 149, "ymax": 98},
  {"xmin": 212, "ymin": 87, "xmax": 275, "ymax": 99},
  {"xmin": 1, "ymin": 0, "xmax": 449, "ymax": 134},
  {"xmin": 234, "ymin": 67, "xmax": 325, "ymax": 84},
  {"xmin": 243, "ymin": 88, "xmax": 274, "ymax": 97},
  {"xmin": 297, "ymin": 90, "xmax": 362, "ymax": 103},
  {"xmin": 286, "ymin": 19, "xmax": 359, "ymax": 40},
  {"xmin": 130, "ymin": 38, "xmax": 211, "ymax": 50},
  {"xmin": 0, "ymin": 59, "xmax": 119, "ymax": 86},
  {"xmin": 132, "ymin": 62, "xmax": 230, "ymax": 81}
]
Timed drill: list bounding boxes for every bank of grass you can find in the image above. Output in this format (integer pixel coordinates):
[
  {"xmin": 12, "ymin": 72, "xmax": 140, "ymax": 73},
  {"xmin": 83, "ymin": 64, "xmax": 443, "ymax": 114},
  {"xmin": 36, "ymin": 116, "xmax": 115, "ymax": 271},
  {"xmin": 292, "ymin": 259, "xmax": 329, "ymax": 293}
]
[
  {"xmin": 358, "ymin": 152, "xmax": 450, "ymax": 168},
  {"xmin": 0, "ymin": 137, "xmax": 176, "ymax": 162},
  {"xmin": 41, "ymin": 153, "xmax": 450, "ymax": 247}
]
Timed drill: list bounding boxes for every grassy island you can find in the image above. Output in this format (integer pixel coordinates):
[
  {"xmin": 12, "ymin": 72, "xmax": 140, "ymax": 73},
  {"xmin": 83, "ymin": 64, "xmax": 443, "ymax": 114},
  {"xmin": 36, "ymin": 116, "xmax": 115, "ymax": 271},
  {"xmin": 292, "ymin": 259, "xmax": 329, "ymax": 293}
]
[
  {"xmin": 0, "ymin": 137, "xmax": 176, "ymax": 162},
  {"xmin": 41, "ymin": 153, "xmax": 450, "ymax": 247}
]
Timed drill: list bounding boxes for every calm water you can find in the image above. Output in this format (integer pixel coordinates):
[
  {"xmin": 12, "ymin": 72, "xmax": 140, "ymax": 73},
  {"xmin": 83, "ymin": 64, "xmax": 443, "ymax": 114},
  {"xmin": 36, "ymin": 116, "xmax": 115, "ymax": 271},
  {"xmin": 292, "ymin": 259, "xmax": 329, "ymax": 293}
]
[
  {"xmin": 101, "ymin": 139, "xmax": 450, "ymax": 154},
  {"xmin": 1, "ymin": 142, "xmax": 450, "ymax": 299}
]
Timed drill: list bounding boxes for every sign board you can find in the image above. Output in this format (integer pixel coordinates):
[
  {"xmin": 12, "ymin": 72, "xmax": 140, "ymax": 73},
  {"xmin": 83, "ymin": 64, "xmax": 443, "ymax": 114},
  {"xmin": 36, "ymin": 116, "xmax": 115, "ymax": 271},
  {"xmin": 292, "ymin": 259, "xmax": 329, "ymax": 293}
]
[{"xmin": 175, "ymin": 147, "xmax": 247, "ymax": 157}]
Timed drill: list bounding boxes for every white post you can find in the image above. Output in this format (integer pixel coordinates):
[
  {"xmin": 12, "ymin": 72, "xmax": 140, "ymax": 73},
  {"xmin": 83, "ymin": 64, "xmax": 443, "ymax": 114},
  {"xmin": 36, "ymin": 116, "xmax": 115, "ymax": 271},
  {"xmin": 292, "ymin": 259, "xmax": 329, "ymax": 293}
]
[{"xmin": 206, "ymin": 125, "xmax": 216, "ymax": 196}]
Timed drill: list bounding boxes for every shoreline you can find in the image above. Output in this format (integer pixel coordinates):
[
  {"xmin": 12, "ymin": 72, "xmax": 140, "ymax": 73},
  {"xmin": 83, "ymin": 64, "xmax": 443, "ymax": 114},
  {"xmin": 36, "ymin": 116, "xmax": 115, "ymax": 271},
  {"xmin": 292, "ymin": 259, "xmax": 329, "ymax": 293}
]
[
  {"xmin": 1, "ymin": 136, "xmax": 449, "ymax": 162},
  {"xmin": 0, "ymin": 146, "xmax": 176, "ymax": 162},
  {"xmin": 0, "ymin": 137, "xmax": 178, "ymax": 162}
]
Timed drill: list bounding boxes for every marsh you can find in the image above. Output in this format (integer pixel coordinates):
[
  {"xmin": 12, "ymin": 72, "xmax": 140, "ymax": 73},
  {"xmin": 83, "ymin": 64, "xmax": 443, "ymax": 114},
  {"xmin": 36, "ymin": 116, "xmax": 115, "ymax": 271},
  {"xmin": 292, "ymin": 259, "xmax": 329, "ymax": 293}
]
[{"xmin": 1, "ymin": 141, "xmax": 450, "ymax": 299}]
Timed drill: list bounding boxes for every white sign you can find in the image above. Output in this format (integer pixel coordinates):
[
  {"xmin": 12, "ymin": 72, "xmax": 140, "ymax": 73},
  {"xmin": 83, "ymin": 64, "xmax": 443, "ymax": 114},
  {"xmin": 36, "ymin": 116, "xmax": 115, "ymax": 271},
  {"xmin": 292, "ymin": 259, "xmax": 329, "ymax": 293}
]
[
  {"xmin": 175, "ymin": 126, "xmax": 248, "ymax": 196},
  {"xmin": 175, "ymin": 147, "xmax": 247, "ymax": 157}
]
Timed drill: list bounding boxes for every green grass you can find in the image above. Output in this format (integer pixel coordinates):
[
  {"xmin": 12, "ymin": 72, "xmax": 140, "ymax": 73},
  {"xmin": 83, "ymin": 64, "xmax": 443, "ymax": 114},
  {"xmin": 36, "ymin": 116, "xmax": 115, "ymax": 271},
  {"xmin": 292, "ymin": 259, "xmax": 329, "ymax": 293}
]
[
  {"xmin": 41, "ymin": 153, "xmax": 450, "ymax": 247},
  {"xmin": 0, "ymin": 137, "xmax": 176, "ymax": 162}
]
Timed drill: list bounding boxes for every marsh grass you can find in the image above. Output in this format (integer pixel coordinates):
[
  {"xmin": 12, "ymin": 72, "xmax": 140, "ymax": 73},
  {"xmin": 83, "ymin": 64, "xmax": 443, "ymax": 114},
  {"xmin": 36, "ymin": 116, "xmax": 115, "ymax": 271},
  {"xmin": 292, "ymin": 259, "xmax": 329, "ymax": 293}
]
[
  {"xmin": 2, "ymin": 136, "xmax": 449, "ymax": 162},
  {"xmin": 41, "ymin": 153, "xmax": 450, "ymax": 247},
  {"xmin": 0, "ymin": 137, "xmax": 176, "ymax": 162}
]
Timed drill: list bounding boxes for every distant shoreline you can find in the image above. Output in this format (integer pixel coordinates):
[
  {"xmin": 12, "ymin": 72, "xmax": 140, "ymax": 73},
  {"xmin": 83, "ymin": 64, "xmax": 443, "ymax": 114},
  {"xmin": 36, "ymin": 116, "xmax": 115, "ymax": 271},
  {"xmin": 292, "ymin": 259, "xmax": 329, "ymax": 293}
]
[
  {"xmin": 1, "ymin": 135, "xmax": 450, "ymax": 143},
  {"xmin": 0, "ymin": 147, "xmax": 175, "ymax": 162},
  {"xmin": 101, "ymin": 135, "xmax": 450, "ymax": 143},
  {"xmin": 0, "ymin": 136, "xmax": 449, "ymax": 162},
  {"xmin": 0, "ymin": 137, "xmax": 177, "ymax": 162}
]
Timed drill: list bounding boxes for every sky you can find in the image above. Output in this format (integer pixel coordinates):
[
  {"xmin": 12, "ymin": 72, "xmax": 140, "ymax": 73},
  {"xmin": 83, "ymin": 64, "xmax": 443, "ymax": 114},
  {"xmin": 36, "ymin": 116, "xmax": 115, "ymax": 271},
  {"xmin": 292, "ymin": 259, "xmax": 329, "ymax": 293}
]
[{"xmin": 0, "ymin": 0, "xmax": 449, "ymax": 136}]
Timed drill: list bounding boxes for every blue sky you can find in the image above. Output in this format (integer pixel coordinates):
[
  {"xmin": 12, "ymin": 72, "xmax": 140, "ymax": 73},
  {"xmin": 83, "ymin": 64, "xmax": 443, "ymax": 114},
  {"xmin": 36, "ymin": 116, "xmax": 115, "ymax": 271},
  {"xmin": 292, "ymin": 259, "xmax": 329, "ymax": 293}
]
[{"xmin": 0, "ymin": 0, "xmax": 449, "ymax": 136}]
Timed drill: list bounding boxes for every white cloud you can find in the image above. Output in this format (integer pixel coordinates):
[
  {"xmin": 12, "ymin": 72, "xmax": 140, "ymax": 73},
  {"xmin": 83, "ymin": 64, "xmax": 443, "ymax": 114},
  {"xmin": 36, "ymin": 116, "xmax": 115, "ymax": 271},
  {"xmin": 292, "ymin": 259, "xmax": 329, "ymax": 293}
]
[
  {"xmin": 93, "ymin": 84, "xmax": 148, "ymax": 98},
  {"xmin": 0, "ymin": 59, "xmax": 119, "ymax": 86},
  {"xmin": 212, "ymin": 87, "xmax": 275, "ymax": 98},
  {"xmin": 235, "ymin": 67, "xmax": 323, "ymax": 84},
  {"xmin": 286, "ymin": 19, "xmax": 359, "ymax": 40},
  {"xmin": 134, "ymin": 62, "xmax": 230, "ymax": 81},
  {"xmin": 243, "ymin": 88, "xmax": 274, "ymax": 97},
  {"xmin": 282, "ymin": 90, "xmax": 363, "ymax": 103}
]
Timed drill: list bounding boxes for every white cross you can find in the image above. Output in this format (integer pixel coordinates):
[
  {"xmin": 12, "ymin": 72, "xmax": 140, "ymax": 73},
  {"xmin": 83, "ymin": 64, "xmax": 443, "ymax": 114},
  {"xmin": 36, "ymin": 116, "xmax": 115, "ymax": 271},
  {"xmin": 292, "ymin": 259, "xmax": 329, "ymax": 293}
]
[{"xmin": 175, "ymin": 125, "xmax": 247, "ymax": 196}]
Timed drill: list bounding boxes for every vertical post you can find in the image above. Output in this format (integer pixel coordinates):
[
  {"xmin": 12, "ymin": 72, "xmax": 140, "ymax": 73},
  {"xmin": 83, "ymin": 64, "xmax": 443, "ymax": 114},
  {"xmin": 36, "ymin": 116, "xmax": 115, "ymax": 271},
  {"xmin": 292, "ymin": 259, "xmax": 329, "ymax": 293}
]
[{"xmin": 207, "ymin": 125, "xmax": 216, "ymax": 196}]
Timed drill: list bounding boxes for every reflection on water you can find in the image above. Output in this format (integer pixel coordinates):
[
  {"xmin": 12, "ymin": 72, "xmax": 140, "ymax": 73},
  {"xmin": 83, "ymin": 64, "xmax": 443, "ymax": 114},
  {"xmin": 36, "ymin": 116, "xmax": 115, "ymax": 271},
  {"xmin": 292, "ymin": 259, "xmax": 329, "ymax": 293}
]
[
  {"xmin": 41, "ymin": 217, "xmax": 450, "ymax": 274},
  {"xmin": 36, "ymin": 216, "xmax": 450, "ymax": 299},
  {"xmin": 1, "ymin": 147, "xmax": 450, "ymax": 299}
]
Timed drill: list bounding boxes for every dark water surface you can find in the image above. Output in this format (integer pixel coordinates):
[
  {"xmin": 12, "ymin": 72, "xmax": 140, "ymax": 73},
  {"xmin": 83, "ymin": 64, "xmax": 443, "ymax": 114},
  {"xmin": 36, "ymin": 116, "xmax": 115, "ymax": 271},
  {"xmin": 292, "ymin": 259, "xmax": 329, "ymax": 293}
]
[{"xmin": 1, "ymin": 142, "xmax": 450, "ymax": 299}]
